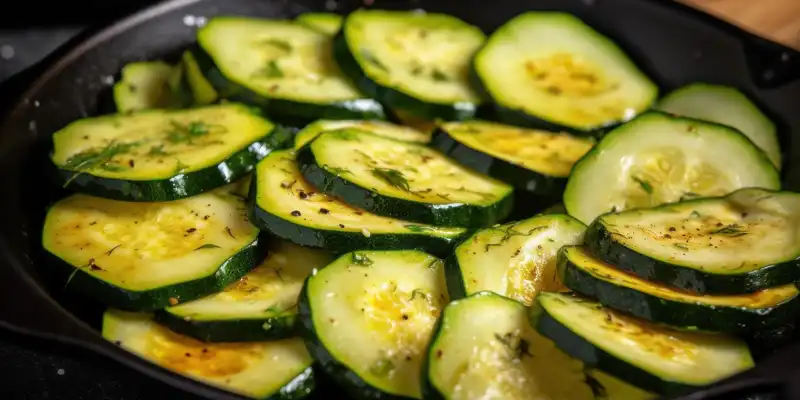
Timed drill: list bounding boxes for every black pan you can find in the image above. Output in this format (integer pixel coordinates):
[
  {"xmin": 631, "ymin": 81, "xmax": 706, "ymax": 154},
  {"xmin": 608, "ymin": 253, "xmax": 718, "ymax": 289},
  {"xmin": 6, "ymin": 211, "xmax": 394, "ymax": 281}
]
[{"xmin": 0, "ymin": 0, "xmax": 799, "ymax": 399}]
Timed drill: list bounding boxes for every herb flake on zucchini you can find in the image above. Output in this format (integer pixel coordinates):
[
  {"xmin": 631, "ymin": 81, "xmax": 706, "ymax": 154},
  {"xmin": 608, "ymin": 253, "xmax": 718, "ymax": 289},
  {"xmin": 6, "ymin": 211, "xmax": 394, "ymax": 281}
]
[
  {"xmin": 113, "ymin": 61, "xmax": 190, "ymax": 112},
  {"xmin": 534, "ymin": 292, "xmax": 754, "ymax": 395},
  {"xmin": 294, "ymin": 119, "xmax": 430, "ymax": 149},
  {"xmin": 296, "ymin": 12, "xmax": 342, "ymax": 35},
  {"xmin": 559, "ymin": 246, "xmax": 800, "ymax": 332},
  {"xmin": 586, "ymin": 188, "xmax": 800, "ymax": 294},
  {"xmin": 564, "ymin": 111, "xmax": 780, "ymax": 225},
  {"xmin": 298, "ymin": 250, "xmax": 448, "ymax": 399},
  {"xmin": 447, "ymin": 213, "xmax": 586, "ymax": 305},
  {"xmin": 50, "ymin": 103, "xmax": 289, "ymax": 202},
  {"xmin": 103, "ymin": 310, "xmax": 315, "ymax": 399},
  {"xmin": 195, "ymin": 17, "xmax": 385, "ymax": 121},
  {"xmin": 334, "ymin": 9, "xmax": 485, "ymax": 120},
  {"xmin": 250, "ymin": 150, "xmax": 467, "ymax": 257},
  {"xmin": 156, "ymin": 240, "xmax": 333, "ymax": 342},
  {"xmin": 424, "ymin": 292, "xmax": 595, "ymax": 400},
  {"xmin": 474, "ymin": 12, "xmax": 658, "ymax": 134},
  {"xmin": 42, "ymin": 192, "xmax": 264, "ymax": 311},
  {"xmin": 657, "ymin": 83, "xmax": 781, "ymax": 169},
  {"xmin": 297, "ymin": 129, "xmax": 514, "ymax": 227}
]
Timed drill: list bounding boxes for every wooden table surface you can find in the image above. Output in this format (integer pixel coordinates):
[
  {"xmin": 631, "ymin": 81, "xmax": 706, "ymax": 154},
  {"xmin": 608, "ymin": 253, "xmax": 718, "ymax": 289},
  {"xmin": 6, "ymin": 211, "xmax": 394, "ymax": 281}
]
[{"xmin": 679, "ymin": 0, "xmax": 800, "ymax": 49}]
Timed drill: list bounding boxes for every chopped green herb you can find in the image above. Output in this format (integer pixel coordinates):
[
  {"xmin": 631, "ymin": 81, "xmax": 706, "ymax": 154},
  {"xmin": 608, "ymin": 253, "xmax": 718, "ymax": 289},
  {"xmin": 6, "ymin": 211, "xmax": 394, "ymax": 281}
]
[
  {"xmin": 166, "ymin": 120, "xmax": 218, "ymax": 144},
  {"xmin": 148, "ymin": 145, "xmax": 169, "ymax": 156},
  {"xmin": 62, "ymin": 140, "xmax": 141, "ymax": 186},
  {"xmin": 361, "ymin": 49, "xmax": 388, "ymax": 71},
  {"xmin": 369, "ymin": 358, "xmax": 395, "ymax": 377},
  {"xmin": 493, "ymin": 332, "xmax": 533, "ymax": 360},
  {"xmin": 257, "ymin": 60, "xmax": 284, "ymax": 78},
  {"xmin": 631, "ymin": 176, "xmax": 653, "ymax": 194},
  {"xmin": 194, "ymin": 244, "xmax": 221, "ymax": 250},
  {"xmin": 409, "ymin": 289, "xmax": 430, "ymax": 302},
  {"xmin": 710, "ymin": 224, "xmax": 748, "ymax": 237},
  {"xmin": 262, "ymin": 39, "xmax": 292, "ymax": 52},
  {"xmin": 372, "ymin": 168, "xmax": 411, "ymax": 192},
  {"xmin": 431, "ymin": 68, "xmax": 450, "ymax": 82},
  {"xmin": 484, "ymin": 224, "xmax": 548, "ymax": 252},
  {"xmin": 689, "ymin": 210, "xmax": 702, "ymax": 218},
  {"xmin": 351, "ymin": 252, "xmax": 374, "ymax": 267},
  {"xmin": 673, "ymin": 243, "xmax": 688, "ymax": 250},
  {"xmin": 584, "ymin": 373, "xmax": 607, "ymax": 399}
]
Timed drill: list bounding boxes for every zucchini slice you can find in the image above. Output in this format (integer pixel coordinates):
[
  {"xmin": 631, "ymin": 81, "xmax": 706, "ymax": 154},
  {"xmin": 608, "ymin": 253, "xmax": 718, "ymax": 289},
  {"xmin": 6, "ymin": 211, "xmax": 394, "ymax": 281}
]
[
  {"xmin": 657, "ymin": 83, "xmax": 781, "ymax": 169},
  {"xmin": 113, "ymin": 61, "xmax": 190, "ymax": 112},
  {"xmin": 250, "ymin": 150, "xmax": 467, "ymax": 257},
  {"xmin": 195, "ymin": 17, "xmax": 385, "ymax": 121},
  {"xmin": 297, "ymin": 129, "xmax": 514, "ymax": 227},
  {"xmin": 586, "ymin": 188, "xmax": 800, "ymax": 293},
  {"xmin": 424, "ymin": 292, "xmax": 596, "ymax": 400},
  {"xmin": 293, "ymin": 119, "xmax": 430, "ymax": 149},
  {"xmin": 296, "ymin": 12, "xmax": 342, "ymax": 35},
  {"xmin": 156, "ymin": 240, "xmax": 333, "ymax": 342},
  {"xmin": 102, "ymin": 310, "xmax": 314, "ymax": 399},
  {"xmin": 182, "ymin": 50, "xmax": 219, "ymax": 106},
  {"xmin": 474, "ymin": 12, "xmax": 657, "ymax": 134},
  {"xmin": 564, "ymin": 111, "xmax": 780, "ymax": 225},
  {"xmin": 298, "ymin": 250, "xmax": 448, "ymax": 399},
  {"xmin": 558, "ymin": 246, "xmax": 800, "ymax": 332},
  {"xmin": 334, "ymin": 9, "xmax": 485, "ymax": 120},
  {"xmin": 447, "ymin": 213, "xmax": 586, "ymax": 305},
  {"xmin": 534, "ymin": 292, "xmax": 755, "ymax": 395},
  {"xmin": 50, "ymin": 103, "xmax": 290, "ymax": 202},
  {"xmin": 42, "ymin": 192, "xmax": 264, "ymax": 311},
  {"xmin": 432, "ymin": 120, "xmax": 594, "ymax": 197}
]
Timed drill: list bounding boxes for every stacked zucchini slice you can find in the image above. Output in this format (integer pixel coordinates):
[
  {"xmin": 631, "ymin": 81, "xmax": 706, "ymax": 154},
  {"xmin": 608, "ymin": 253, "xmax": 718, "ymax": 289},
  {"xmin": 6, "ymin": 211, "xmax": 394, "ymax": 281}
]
[{"xmin": 40, "ymin": 6, "xmax": 794, "ymax": 400}]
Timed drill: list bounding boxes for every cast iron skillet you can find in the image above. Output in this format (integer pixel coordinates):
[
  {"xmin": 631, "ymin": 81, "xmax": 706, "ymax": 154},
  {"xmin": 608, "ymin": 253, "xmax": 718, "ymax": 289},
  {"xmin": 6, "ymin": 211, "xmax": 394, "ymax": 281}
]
[{"xmin": 0, "ymin": 0, "xmax": 799, "ymax": 398}]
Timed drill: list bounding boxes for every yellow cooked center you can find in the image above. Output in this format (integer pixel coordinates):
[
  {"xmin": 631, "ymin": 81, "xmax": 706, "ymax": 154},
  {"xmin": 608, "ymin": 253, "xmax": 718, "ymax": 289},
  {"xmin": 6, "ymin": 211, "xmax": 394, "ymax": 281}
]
[
  {"xmin": 504, "ymin": 248, "xmax": 566, "ymax": 306},
  {"xmin": 525, "ymin": 52, "xmax": 616, "ymax": 97},
  {"xmin": 600, "ymin": 309, "xmax": 699, "ymax": 364}
]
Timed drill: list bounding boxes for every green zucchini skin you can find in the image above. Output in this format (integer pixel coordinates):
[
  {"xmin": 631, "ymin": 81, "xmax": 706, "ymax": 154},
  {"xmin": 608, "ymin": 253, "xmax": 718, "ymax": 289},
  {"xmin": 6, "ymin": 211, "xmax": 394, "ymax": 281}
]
[
  {"xmin": 332, "ymin": 33, "xmax": 477, "ymax": 122},
  {"xmin": 533, "ymin": 303, "xmax": 691, "ymax": 397},
  {"xmin": 297, "ymin": 282, "xmax": 413, "ymax": 400},
  {"xmin": 585, "ymin": 222, "xmax": 800, "ymax": 294},
  {"xmin": 296, "ymin": 146, "xmax": 514, "ymax": 228},
  {"xmin": 56, "ymin": 124, "xmax": 292, "ymax": 203},
  {"xmin": 153, "ymin": 310, "xmax": 295, "ymax": 343},
  {"xmin": 53, "ymin": 237, "xmax": 268, "ymax": 311},
  {"xmin": 247, "ymin": 176, "xmax": 463, "ymax": 258},
  {"xmin": 189, "ymin": 46, "xmax": 386, "ymax": 123},
  {"xmin": 558, "ymin": 248, "xmax": 800, "ymax": 332}
]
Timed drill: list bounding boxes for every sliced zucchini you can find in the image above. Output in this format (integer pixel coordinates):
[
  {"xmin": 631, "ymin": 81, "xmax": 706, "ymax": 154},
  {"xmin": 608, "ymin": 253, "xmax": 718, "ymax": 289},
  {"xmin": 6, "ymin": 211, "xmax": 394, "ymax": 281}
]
[
  {"xmin": 559, "ymin": 246, "xmax": 800, "ymax": 332},
  {"xmin": 250, "ymin": 150, "xmax": 467, "ymax": 257},
  {"xmin": 298, "ymin": 250, "xmax": 448, "ymax": 399},
  {"xmin": 657, "ymin": 83, "xmax": 781, "ymax": 169},
  {"xmin": 182, "ymin": 50, "xmax": 219, "ymax": 105},
  {"xmin": 42, "ymin": 192, "xmax": 264, "ymax": 310},
  {"xmin": 103, "ymin": 310, "xmax": 314, "ymax": 399},
  {"xmin": 113, "ymin": 61, "xmax": 190, "ymax": 112},
  {"xmin": 432, "ymin": 120, "xmax": 594, "ymax": 197},
  {"xmin": 297, "ymin": 129, "xmax": 514, "ymax": 227},
  {"xmin": 587, "ymin": 369, "xmax": 655, "ymax": 400},
  {"xmin": 50, "ymin": 103, "xmax": 289, "ymax": 202},
  {"xmin": 446, "ymin": 213, "xmax": 586, "ymax": 305},
  {"xmin": 564, "ymin": 111, "xmax": 780, "ymax": 225},
  {"xmin": 474, "ymin": 12, "xmax": 658, "ymax": 134},
  {"xmin": 293, "ymin": 119, "xmax": 430, "ymax": 149},
  {"xmin": 296, "ymin": 12, "xmax": 342, "ymax": 35},
  {"xmin": 155, "ymin": 240, "xmax": 333, "ymax": 342},
  {"xmin": 423, "ymin": 292, "xmax": 595, "ymax": 400},
  {"xmin": 586, "ymin": 188, "xmax": 800, "ymax": 293},
  {"xmin": 334, "ymin": 9, "xmax": 485, "ymax": 120},
  {"xmin": 534, "ymin": 292, "xmax": 754, "ymax": 395},
  {"xmin": 195, "ymin": 17, "xmax": 385, "ymax": 121}
]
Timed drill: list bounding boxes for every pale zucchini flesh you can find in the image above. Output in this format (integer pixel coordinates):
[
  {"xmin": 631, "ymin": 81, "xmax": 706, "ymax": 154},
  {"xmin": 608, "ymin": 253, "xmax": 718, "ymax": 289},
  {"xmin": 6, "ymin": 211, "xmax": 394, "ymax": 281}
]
[
  {"xmin": 294, "ymin": 119, "xmax": 430, "ymax": 149},
  {"xmin": 102, "ymin": 310, "xmax": 314, "ymax": 399},
  {"xmin": 296, "ymin": 12, "xmax": 343, "ymax": 35},
  {"xmin": 113, "ymin": 61, "xmax": 186, "ymax": 112}
]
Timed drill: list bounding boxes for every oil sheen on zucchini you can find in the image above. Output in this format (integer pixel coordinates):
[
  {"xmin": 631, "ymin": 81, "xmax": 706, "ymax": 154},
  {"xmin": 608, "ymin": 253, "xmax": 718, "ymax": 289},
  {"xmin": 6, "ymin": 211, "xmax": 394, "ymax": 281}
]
[
  {"xmin": 334, "ymin": 9, "xmax": 485, "ymax": 120},
  {"xmin": 299, "ymin": 250, "xmax": 448, "ymax": 399},
  {"xmin": 156, "ymin": 240, "xmax": 333, "ymax": 342},
  {"xmin": 293, "ymin": 119, "xmax": 430, "ymax": 149},
  {"xmin": 113, "ymin": 61, "xmax": 190, "ymax": 112},
  {"xmin": 534, "ymin": 292, "xmax": 755, "ymax": 396},
  {"xmin": 474, "ymin": 12, "xmax": 658, "ymax": 134},
  {"xmin": 42, "ymin": 192, "xmax": 264, "ymax": 311},
  {"xmin": 296, "ymin": 12, "xmax": 342, "ymax": 35},
  {"xmin": 297, "ymin": 129, "xmax": 514, "ymax": 227},
  {"xmin": 432, "ymin": 120, "xmax": 594, "ymax": 198},
  {"xmin": 50, "ymin": 103, "xmax": 289, "ymax": 202},
  {"xmin": 423, "ymin": 292, "xmax": 595, "ymax": 400},
  {"xmin": 586, "ymin": 188, "xmax": 800, "ymax": 294},
  {"xmin": 103, "ymin": 310, "xmax": 315, "ymax": 399},
  {"xmin": 250, "ymin": 150, "xmax": 467, "ymax": 257},
  {"xmin": 564, "ymin": 111, "xmax": 780, "ymax": 225},
  {"xmin": 657, "ymin": 83, "xmax": 781, "ymax": 169},
  {"xmin": 559, "ymin": 246, "xmax": 800, "ymax": 332},
  {"xmin": 195, "ymin": 17, "xmax": 385, "ymax": 121},
  {"xmin": 446, "ymin": 213, "xmax": 586, "ymax": 305}
]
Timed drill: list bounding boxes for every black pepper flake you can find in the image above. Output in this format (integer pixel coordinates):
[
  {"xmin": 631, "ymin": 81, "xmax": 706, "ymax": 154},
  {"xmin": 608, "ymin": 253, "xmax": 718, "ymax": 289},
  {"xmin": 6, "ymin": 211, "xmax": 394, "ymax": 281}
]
[
  {"xmin": 405, "ymin": 355, "xmax": 412, "ymax": 361},
  {"xmin": 436, "ymin": 350, "xmax": 443, "ymax": 358},
  {"xmin": 402, "ymin": 315, "xmax": 409, "ymax": 320},
  {"xmin": 298, "ymin": 191, "xmax": 308, "ymax": 199},
  {"xmin": 668, "ymin": 227, "xmax": 676, "ymax": 232},
  {"xmin": 89, "ymin": 221, "xmax": 97, "ymax": 226},
  {"xmin": 202, "ymin": 348, "xmax": 208, "ymax": 353},
  {"xmin": 185, "ymin": 353, "xmax": 191, "ymax": 357},
  {"xmin": 355, "ymin": 211, "xmax": 364, "ymax": 216},
  {"xmin": 339, "ymin": 224, "xmax": 345, "ymax": 228},
  {"xmin": 319, "ymin": 208, "xmax": 330, "ymax": 214},
  {"xmin": 291, "ymin": 210, "xmax": 302, "ymax": 217},
  {"xmin": 128, "ymin": 160, "xmax": 135, "ymax": 168},
  {"xmin": 114, "ymin": 340, "xmax": 122, "ymax": 346},
  {"xmin": 741, "ymin": 212, "xmax": 748, "ymax": 217},
  {"xmin": 204, "ymin": 215, "xmax": 210, "ymax": 220},
  {"xmin": 664, "ymin": 234, "xmax": 672, "ymax": 239},
  {"xmin": 186, "ymin": 228, "xmax": 197, "ymax": 234}
]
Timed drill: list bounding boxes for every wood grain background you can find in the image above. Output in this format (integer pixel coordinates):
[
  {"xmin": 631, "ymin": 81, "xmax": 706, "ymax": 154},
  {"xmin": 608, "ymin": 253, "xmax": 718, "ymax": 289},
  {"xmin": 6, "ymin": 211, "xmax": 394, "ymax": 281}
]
[{"xmin": 680, "ymin": 0, "xmax": 800, "ymax": 49}]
